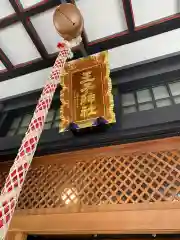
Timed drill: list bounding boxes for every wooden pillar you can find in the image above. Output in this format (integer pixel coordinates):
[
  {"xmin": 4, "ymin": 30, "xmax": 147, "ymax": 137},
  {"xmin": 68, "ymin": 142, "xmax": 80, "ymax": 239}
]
[{"xmin": 6, "ymin": 232, "xmax": 27, "ymax": 240}]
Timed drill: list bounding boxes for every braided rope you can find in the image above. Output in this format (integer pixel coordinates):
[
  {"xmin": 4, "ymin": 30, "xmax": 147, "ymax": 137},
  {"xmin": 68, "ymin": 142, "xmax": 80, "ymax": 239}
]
[{"xmin": 0, "ymin": 44, "xmax": 72, "ymax": 240}]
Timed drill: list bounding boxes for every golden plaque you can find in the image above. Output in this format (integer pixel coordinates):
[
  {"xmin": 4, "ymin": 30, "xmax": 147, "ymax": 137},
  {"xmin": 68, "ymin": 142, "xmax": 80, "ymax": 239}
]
[{"xmin": 60, "ymin": 51, "xmax": 115, "ymax": 132}]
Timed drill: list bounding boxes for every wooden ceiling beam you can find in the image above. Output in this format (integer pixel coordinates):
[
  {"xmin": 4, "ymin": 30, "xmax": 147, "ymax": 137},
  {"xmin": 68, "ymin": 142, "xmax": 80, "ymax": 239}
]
[
  {"xmin": 0, "ymin": 15, "xmax": 19, "ymax": 29},
  {"xmin": 24, "ymin": 0, "xmax": 62, "ymax": 17},
  {"xmin": 87, "ymin": 17, "xmax": 180, "ymax": 54},
  {"xmin": 0, "ymin": 50, "xmax": 83, "ymax": 82},
  {"xmin": 122, "ymin": 0, "xmax": 135, "ymax": 33},
  {"xmin": 0, "ymin": 48, "xmax": 13, "ymax": 70}
]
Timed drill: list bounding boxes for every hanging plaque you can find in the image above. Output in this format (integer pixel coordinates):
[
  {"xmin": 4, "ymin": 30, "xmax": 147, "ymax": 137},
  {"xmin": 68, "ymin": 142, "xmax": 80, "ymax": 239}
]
[{"xmin": 60, "ymin": 51, "xmax": 115, "ymax": 132}]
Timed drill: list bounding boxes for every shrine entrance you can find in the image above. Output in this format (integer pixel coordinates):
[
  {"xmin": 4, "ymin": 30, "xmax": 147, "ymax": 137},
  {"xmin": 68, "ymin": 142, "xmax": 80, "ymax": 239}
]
[{"xmin": 3, "ymin": 137, "xmax": 180, "ymax": 240}]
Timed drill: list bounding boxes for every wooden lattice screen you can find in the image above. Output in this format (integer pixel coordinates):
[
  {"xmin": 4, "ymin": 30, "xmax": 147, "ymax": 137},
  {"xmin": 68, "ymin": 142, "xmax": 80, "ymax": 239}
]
[{"xmin": 0, "ymin": 148, "xmax": 179, "ymax": 212}]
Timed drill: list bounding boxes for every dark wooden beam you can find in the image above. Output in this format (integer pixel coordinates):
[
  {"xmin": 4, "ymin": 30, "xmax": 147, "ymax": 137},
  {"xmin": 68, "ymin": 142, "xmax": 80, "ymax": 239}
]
[
  {"xmin": 0, "ymin": 50, "xmax": 83, "ymax": 81},
  {"xmin": 24, "ymin": 0, "xmax": 61, "ymax": 17},
  {"xmin": 87, "ymin": 17, "xmax": 180, "ymax": 54},
  {"xmin": 81, "ymin": 31, "xmax": 89, "ymax": 53},
  {"xmin": 0, "ymin": 48, "xmax": 13, "ymax": 70},
  {"xmin": 0, "ymin": 14, "xmax": 19, "ymax": 29},
  {"xmin": 0, "ymin": 56, "xmax": 56, "ymax": 80},
  {"xmin": 9, "ymin": 0, "xmax": 49, "ymax": 59},
  {"xmin": 79, "ymin": 42, "xmax": 88, "ymax": 57},
  {"xmin": 122, "ymin": 0, "xmax": 135, "ymax": 33}
]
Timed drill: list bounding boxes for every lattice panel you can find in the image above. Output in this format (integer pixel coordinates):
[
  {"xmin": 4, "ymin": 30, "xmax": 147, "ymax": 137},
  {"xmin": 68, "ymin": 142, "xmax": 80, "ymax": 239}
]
[{"xmin": 0, "ymin": 150, "xmax": 180, "ymax": 210}]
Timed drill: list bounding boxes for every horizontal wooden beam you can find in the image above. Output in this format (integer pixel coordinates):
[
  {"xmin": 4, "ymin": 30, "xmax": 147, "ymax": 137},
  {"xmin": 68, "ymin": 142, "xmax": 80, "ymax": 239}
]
[
  {"xmin": 87, "ymin": 17, "xmax": 180, "ymax": 54},
  {"xmin": 0, "ymin": 14, "xmax": 19, "ymax": 29},
  {"xmin": 0, "ymin": 49, "xmax": 83, "ymax": 82},
  {"xmin": 24, "ymin": 0, "xmax": 62, "ymax": 17},
  {"xmin": 13, "ymin": 201, "xmax": 180, "ymax": 216},
  {"xmin": 10, "ymin": 207, "xmax": 180, "ymax": 234}
]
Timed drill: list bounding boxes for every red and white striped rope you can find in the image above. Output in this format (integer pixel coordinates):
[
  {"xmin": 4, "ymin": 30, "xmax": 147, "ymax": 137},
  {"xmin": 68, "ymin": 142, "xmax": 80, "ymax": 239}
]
[{"xmin": 0, "ymin": 44, "xmax": 72, "ymax": 240}]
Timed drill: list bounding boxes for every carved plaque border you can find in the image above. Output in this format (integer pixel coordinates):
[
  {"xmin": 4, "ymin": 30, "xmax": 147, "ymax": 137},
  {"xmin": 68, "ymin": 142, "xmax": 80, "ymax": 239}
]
[{"xmin": 60, "ymin": 51, "xmax": 115, "ymax": 132}]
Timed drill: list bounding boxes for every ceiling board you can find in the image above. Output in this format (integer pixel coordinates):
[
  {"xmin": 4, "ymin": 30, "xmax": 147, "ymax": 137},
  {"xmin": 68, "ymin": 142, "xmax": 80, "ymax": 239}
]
[
  {"xmin": 0, "ymin": 0, "xmax": 15, "ymax": 19},
  {"xmin": 76, "ymin": 0, "xmax": 127, "ymax": 42},
  {"xmin": 31, "ymin": 8, "xmax": 63, "ymax": 54},
  {"xmin": 1, "ymin": 0, "xmax": 180, "ymax": 83},
  {"xmin": 131, "ymin": 0, "xmax": 179, "ymax": 27},
  {"xmin": 0, "ymin": 22, "xmax": 41, "ymax": 65},
  {"xmin": 19, "ymin": 0, "xmax": 45, "ymax": 9}
]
